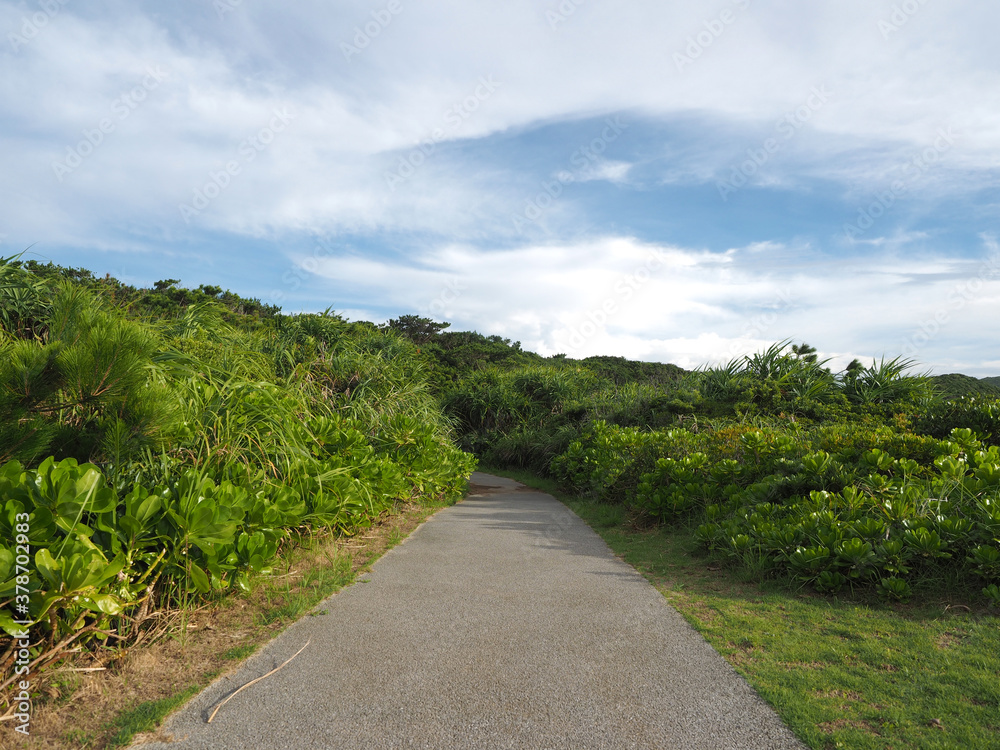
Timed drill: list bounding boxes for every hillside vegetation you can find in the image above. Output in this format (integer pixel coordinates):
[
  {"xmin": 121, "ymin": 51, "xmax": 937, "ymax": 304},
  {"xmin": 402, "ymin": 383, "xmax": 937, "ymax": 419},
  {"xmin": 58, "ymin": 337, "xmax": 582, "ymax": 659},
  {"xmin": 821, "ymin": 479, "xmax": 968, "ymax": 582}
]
[
  {"xmin": 3, "ymin": 259, "xmax": 1000, "ymax": 709},
  {"xmin": 930, "ymin": 372, "xmax": 1000, "ymax": 399},
  {"xmin": 0, "ymin": 258, "xmax": 475, "ymax": 696},
  {"xmin": 423, "ymin": 332, "xmax": 1000, "ymax": 606}
]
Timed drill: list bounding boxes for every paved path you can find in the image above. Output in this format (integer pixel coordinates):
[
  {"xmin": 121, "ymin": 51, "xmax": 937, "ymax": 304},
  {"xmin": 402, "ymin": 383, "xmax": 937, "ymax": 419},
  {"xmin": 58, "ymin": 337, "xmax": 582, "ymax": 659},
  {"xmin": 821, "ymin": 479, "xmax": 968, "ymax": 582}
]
[{"xmin": 137, "ymin": 473, "xmax": 804, "ymax": 749}]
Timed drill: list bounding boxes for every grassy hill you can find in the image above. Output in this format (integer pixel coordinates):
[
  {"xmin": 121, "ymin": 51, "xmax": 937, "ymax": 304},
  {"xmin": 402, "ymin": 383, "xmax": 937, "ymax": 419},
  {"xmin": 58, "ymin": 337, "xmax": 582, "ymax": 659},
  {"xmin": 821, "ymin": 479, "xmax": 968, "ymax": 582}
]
[{"xmin": 931, "ymin": 373, "xmax": 1000, "ymax": 399}]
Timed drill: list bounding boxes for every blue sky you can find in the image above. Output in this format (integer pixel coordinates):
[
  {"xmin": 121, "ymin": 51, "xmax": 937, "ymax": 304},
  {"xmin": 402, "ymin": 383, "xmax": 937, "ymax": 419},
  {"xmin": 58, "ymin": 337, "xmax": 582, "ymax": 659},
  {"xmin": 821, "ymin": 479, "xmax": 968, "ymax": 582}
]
[{"xmin": 2, "ymin": 0, "xmax": 999, "ymax": 374}]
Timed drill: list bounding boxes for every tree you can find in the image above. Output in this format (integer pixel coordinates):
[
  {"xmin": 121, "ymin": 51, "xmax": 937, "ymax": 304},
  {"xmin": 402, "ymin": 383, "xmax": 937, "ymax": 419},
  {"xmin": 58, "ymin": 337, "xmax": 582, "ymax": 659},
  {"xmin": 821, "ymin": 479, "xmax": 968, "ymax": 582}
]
[
  {"xmin": 382, "ymin": 315, "xmax": 450, "ymax": 344},
  {"xmin": 842, "ymin": 358, "xmax": 863, "ymax": 383},
  {"xmin": 791, "ymin": 342, "xmax": 818, "ymax": 363}
]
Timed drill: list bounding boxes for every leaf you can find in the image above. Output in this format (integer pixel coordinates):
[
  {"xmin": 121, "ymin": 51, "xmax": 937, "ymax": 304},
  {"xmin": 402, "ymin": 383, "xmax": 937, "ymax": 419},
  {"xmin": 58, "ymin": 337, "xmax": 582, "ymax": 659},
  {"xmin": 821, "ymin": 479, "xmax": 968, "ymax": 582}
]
[
  {"xmin": 0, "ymin": 609, "xmax": 33, "ymax": 637},
  {"xmin": 0, "ymin": 546, "xmax": 13, "ymax": 582},
  {"xmin": 34, "ymin": 547, "xmax": 61, "ymax": 588},
  {"xmin": 187, "ymin": 563, "xmax": 211, "ymax": 593},
  {"xmin": 80, "ymin": 593, "xmax": 125, "ymax": 615}
]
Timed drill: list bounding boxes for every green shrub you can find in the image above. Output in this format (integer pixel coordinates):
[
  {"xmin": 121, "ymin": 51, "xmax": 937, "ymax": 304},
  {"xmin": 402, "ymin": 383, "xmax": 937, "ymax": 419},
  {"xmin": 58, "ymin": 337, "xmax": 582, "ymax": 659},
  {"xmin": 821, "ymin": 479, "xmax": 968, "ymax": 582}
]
[
  {"xmin": 912, "ymin": 395, "xmax": 1000, "ymax": 446},
  {"xmin": 0, "ymin": 262, "xmax": 477, "ymax": 689}
]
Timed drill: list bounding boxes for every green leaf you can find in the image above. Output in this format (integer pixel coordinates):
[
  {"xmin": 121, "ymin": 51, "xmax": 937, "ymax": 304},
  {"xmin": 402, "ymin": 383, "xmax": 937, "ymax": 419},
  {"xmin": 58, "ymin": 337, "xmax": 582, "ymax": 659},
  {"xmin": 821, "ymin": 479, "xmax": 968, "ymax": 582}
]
[
  {"xmin": 187, "ymin": 563, "xmax": 210, "ymax": 593},
  {"xmin": 34, "ymin": 547, "xmax": 60, "ymax": 588},
  {"xmin": 80, "ymin": 593, "xmax": 125, "ymax": 615},
  {"xmin": 0, "ymin": 609, "xmax": 33, "ymax": 636},
  {"xmin": 0, "ymin": 547, "xmax": 13, "ymax": 582}
]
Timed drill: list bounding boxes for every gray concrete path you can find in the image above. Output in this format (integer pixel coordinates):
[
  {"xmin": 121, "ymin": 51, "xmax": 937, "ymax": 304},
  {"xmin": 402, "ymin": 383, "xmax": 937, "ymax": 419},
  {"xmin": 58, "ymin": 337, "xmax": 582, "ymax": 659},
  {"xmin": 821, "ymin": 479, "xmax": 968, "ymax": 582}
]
[{"xmin": 136, "ymin": 472, "xmax": 804, "ymax": 749}]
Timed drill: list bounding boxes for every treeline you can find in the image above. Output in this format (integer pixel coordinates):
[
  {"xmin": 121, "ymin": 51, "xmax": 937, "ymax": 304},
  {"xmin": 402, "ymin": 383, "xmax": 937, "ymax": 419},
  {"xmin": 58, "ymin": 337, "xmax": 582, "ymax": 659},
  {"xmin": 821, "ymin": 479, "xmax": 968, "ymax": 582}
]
[{"xmin": 395, "ymin": 323, "xmax": 1000, "ymax": 606}]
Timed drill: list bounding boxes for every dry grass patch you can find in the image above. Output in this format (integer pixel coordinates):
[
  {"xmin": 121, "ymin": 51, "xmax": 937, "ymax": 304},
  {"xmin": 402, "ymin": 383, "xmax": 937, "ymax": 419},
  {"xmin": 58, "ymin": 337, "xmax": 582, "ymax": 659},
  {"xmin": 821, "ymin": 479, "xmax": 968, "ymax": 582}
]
[
  {"xmin": 816, "ymin": 689, "xmax": 862, "ymax": 701},
  {"xmin": 934, "ymin": 630, "xmax": 968, "ymax": 650},
  {"xmin": 817, "ymin": 718, "xmax": 880, "ymax": 735}
]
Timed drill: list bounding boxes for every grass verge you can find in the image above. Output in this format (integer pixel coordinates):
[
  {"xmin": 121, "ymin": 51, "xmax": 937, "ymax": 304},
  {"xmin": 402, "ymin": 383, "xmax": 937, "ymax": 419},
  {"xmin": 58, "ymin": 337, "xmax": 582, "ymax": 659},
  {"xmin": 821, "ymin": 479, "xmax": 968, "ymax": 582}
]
[
  {"xmin": 8, "ymin": 496, "xmax": 454, "ymax": 750},
  {"xmin": 485, "ymin": 467, "xmax": 1000, "ymax": 750},
  {"xmin": 102, "ymin": 688, "xmax": 201, "ymax": 749}
]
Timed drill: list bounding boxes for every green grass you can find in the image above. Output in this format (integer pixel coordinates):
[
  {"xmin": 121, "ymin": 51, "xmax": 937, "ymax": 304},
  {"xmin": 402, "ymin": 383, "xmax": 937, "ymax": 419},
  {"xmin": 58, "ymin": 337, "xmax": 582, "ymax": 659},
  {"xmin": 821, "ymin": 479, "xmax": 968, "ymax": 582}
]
[
  {"xmin": 385, "ymin": 526, "xmax": 404, "ymax": 548},
  {"xmin": 253, "ymin": 548, "xmax": 356, "ymax": 626},
  {"xmin": 487, "ymin": 467, "xmax": 1000, "ymax": 750},
  {"xmin": 222, "ymin": 643, "xmax": 258, "ymax": 661},
  {"xmin": 62, "ymin": 729, "xmax": 96, "ymax": 748},
  {"xmin": 102, "ymin": 686, "xmax": 201, "ymax": 749}
]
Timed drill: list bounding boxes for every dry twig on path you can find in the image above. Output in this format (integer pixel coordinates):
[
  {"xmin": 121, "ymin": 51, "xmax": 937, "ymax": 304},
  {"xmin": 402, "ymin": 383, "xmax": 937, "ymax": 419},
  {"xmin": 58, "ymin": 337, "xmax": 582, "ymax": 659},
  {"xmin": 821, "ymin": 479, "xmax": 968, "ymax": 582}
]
[{"xmin": 206, "ymin": 640, "xmax": 311, "ymax": 724}]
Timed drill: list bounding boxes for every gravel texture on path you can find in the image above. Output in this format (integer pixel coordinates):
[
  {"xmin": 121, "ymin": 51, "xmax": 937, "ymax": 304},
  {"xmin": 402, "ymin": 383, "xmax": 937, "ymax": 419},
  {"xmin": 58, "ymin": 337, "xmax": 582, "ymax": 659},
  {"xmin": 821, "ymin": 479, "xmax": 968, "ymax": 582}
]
[{"xmin": 135, "ymin": 472, "xmax": 805, "ymax": 749}]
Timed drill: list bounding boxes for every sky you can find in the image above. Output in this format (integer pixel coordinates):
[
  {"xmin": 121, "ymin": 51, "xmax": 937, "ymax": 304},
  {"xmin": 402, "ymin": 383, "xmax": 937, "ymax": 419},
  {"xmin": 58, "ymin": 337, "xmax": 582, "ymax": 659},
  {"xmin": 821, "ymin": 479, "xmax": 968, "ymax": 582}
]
[{"xmin": 2, "ymin": 0, "xmax": 999, "ymax": 375}]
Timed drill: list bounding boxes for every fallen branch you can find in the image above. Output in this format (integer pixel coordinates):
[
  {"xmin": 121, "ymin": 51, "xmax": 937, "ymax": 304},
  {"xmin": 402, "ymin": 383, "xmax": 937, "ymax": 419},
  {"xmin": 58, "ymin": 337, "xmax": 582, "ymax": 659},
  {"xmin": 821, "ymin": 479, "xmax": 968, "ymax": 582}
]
[{"xmin": 206, "ymin": 640, "xmax": 310, "ymax": 724}]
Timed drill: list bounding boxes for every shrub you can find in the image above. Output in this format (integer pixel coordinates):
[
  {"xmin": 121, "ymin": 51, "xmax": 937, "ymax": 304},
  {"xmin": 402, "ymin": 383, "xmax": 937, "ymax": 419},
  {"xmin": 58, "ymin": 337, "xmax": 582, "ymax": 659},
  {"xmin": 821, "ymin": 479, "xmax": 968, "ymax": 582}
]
[{"xmin": 912, "ymin": 396, "xmax": 1000, "ymax": 446}]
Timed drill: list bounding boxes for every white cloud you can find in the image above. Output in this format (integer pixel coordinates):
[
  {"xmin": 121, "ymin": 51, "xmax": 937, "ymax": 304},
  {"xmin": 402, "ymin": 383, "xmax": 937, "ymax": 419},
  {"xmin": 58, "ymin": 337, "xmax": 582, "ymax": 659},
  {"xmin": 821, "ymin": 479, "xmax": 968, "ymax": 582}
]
[
  {"xmin": 852, "ymin": 230, "xmax": 931, "ymax": 248},
  {"xmin": 299, "ymin": 235, "xmax": 1000, "ymax": 375},
  {"xmin": 3, "ymin": 1, "xmax": 999, "ymax": 374},
  {"xmin": 572, "ymin": 159, "xmax": 632, "ymax": 184},
  {"xmin": 3, "ymin": 0, "xmax": 1000, "ymax": 245}
]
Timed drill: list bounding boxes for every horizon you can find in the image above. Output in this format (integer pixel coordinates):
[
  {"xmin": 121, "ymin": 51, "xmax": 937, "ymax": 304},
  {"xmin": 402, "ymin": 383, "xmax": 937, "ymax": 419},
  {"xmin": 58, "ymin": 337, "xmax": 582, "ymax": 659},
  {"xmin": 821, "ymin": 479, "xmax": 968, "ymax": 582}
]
[
  {"xmin": 18, "ymin": 260, "xmax": 1000, "ymax": 381},
  {"xmin": 2, "ymin": 1, "xmax": 999, "ymax": 375}
]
